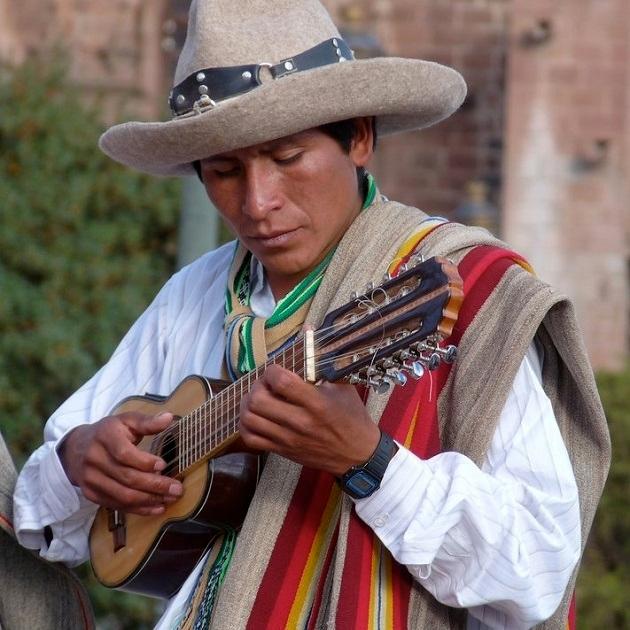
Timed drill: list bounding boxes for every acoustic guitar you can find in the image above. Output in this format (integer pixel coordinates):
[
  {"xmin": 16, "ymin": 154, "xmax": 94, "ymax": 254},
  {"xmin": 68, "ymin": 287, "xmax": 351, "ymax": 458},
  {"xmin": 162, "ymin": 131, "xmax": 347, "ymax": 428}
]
[{"xmin": 89, "ymin": 255, "xmax": 463, "ymax": 598}]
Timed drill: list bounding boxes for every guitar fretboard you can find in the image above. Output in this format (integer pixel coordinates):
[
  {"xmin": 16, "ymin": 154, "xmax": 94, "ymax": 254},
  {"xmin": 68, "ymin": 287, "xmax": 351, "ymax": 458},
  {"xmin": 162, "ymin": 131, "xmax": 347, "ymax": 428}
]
[{"xmin": 171, "ymin": 338, "xmax": 307, "ymax": 475}]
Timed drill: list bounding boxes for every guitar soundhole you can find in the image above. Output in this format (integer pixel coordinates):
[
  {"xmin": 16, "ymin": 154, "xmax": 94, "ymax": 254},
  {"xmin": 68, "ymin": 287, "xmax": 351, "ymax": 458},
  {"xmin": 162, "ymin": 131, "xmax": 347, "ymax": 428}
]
[{"xmin": 154, "ymin": 422, "xmax": 181, "ymax": 477}]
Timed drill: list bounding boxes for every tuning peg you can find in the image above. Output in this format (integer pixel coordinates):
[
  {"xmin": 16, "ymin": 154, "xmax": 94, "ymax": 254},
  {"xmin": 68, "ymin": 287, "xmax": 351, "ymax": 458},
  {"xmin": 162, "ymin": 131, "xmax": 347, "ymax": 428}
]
[
  {"xmin": 382, "ymin": 272, "xmax": 393, "ymax": 283},
  {"xmin": 381, "ymin": 357, "xmax": 403, "ymax": 369},
  {"xmin": 411, "ymin": 341, "xmax": 431, "ymax": 354},
  {"xmin": 386, "ymin": 368, "xmax": 408, "ymax": 387},
  {"xmin": 350, "ymin": 291, "xmax": 359, "ymax": 300},
  {"xmin": 405, "ymin": 360, "xmax": 425, "ymax": 379},
  {"xmin": 349, "ymin": 374, "xmax": 370, "ymax": 387},
  {"xmin": 396, "ymin": 349, "xmax": 415, "ymax": 361},
  {"xmin": 425, "ymin": 352, "xmax": 441, "ymax": 371},
  {"xmin": 349, "ymin": 372, "xmax": 393, "ymax": 394},
  {"xmin": 433, "ymin": 345, "xmax": 458, "ymax": 364},
  {"xmin": 372, "ymin": 378, "xmax": 392, "ymax": 394}
]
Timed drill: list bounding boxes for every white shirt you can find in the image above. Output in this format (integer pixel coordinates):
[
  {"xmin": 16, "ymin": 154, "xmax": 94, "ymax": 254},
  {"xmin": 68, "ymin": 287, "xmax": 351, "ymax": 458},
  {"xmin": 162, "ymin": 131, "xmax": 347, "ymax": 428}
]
[{"xmin": 13, "ymin": 242, "xmax": 580, "ymax": 629}]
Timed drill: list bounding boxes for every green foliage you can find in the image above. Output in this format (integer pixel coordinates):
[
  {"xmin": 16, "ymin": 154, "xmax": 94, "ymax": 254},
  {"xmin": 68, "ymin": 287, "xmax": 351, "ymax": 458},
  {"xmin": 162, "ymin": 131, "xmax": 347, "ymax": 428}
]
[
  {"xmin": 0, "ymin": 57, "xmax": 181, "ymax": 626},
  {"xmin": 577, "ymin": 366, "xmax": 630, "ymax": 628},
  {"xmin": 0, "ymin": 57, "xmax": 180, "ymax": 463}
]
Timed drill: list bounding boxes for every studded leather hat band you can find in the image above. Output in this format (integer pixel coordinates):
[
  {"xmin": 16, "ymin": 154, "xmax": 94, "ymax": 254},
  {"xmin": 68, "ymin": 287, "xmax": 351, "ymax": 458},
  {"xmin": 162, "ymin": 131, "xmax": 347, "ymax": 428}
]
[{"xmin": 169, "ymin": 37, "xmax": 354, "ymax": 117}]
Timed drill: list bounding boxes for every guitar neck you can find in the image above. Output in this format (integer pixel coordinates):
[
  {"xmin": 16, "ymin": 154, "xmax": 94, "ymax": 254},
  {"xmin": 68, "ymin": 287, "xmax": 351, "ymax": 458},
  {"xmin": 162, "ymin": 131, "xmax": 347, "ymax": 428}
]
[
  {"xmin": 172, "ymin": 338, "xmax": 308, "ymax": 475},
  {"xmin": 159, "ymin": 255, "xmax": 463, "ymax": 479}
]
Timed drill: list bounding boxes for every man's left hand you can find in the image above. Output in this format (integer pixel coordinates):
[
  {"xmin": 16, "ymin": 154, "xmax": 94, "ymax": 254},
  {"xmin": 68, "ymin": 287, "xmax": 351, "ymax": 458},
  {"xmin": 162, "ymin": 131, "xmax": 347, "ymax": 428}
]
[{"xmin": 239, "ymin": 364, "xmax": 381, "ymax": 476}]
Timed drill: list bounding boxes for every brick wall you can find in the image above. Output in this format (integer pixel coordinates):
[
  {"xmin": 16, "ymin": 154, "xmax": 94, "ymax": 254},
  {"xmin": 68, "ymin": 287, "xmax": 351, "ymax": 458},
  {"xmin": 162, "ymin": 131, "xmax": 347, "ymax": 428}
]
[
  {"xmin": 323, "ymin": 0, "xmax": 628, "ymax": 369},
  {"xmin": 2, "ymin": 0, "xmax": 627, "ymax": 368},
  {"xmin": 0, "ymin": 0, "xmax": 171, "ymax": 121},
  {"xmin": 503, "ymin": 0, "xmax": 630, "ymax": 369},
  {"xmin": 323, "ymin": 0, "xmax": 509, "ymax": 219}
]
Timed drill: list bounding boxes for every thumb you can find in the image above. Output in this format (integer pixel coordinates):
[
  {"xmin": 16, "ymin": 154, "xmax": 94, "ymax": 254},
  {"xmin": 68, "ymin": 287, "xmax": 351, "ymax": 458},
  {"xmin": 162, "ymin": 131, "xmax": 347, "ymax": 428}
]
[
  {"xmin": 123, "ymin": 411, "xmax": 175, "ymax": 440},
  {"xmin": 120, "ymin": 412, "xmax": 175, "ymax": 472}
]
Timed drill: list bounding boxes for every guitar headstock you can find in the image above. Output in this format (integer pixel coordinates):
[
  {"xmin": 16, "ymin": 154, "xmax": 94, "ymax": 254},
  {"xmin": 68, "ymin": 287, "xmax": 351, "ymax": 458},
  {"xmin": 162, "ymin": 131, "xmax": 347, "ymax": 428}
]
[{"xmin": 313, "ymin": 256, "xmax": 463, "ymax": 392}]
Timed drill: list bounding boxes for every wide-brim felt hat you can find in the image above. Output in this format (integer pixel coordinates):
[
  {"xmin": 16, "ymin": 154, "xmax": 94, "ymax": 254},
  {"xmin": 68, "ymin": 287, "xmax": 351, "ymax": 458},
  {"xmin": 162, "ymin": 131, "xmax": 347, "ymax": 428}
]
[{"xmin": 99, "ymin": 0, "xmax": 467, "ymax": 177}]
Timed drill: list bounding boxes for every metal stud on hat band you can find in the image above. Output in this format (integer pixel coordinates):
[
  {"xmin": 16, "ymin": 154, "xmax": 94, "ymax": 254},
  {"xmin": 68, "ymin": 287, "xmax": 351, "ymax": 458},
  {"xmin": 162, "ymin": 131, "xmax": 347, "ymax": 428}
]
[{"xmin": 169, "ymin": 37, "xmax": 354, "ymax": 117}]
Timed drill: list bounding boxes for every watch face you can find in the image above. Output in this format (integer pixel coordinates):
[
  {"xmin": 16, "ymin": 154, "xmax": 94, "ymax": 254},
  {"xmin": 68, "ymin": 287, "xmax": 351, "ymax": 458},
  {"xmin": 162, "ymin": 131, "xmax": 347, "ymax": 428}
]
[{"xmin": 345, "ymin": 470, "xmax": 379, "ymax": 498}]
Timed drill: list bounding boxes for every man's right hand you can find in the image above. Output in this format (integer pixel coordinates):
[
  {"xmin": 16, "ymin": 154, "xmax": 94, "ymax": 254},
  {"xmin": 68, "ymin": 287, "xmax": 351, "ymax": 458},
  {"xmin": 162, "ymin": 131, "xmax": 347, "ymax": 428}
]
[{"xmin": 59, "ymin": 412, "xmax": 183, "ymax": 516}]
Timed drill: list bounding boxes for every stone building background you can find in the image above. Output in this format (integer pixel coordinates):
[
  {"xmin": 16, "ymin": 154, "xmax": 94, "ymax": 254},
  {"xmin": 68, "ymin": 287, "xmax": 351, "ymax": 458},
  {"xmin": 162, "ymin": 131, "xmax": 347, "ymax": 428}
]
[{"xmin": 1, "ymin": 0, "xmax": 628, "ymax": 370}]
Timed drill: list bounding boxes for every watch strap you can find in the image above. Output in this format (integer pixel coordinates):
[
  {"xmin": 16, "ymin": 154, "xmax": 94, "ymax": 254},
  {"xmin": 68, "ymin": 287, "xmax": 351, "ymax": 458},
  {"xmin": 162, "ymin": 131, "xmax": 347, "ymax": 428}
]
[{"xmin": 338, "ymin": 430, "xmax": 398, "ymax": 498}]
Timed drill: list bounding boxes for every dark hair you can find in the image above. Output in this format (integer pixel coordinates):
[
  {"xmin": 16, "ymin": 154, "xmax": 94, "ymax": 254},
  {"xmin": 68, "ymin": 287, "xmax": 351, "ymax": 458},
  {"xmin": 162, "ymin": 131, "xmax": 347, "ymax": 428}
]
[
  {"xmin": 192, "ymin": 117, "xmax": 377, "ymax": 194},
  {"xmin": 318, "ymin": 117, "xmax": 377, "ymax": 196},
  {"xmin": 317, "ymin": 117, "xmax": 378, "ymax": 154}
]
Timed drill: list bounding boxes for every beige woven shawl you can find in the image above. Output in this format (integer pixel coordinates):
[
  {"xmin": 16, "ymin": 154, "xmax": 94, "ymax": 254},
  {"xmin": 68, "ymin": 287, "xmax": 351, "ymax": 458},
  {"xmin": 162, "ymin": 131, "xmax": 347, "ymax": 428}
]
[{"xmin": 211, "ymin": 197, "xmax": 610, "ymax": 629}]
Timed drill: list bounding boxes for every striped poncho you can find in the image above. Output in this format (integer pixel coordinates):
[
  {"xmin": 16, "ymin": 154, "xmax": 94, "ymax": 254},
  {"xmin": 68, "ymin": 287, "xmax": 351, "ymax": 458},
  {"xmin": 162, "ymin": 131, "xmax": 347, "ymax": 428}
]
[{"xmin": 208, "ymin": 196, "xmax": 609, "ymax": 629}]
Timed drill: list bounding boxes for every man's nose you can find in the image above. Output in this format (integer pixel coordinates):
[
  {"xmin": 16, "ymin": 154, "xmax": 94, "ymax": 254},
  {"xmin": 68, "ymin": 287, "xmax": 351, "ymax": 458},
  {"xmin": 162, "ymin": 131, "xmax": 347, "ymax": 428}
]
[{"xmin": 242, "ymin": 162, "xmax": 281, "ymax": 219}]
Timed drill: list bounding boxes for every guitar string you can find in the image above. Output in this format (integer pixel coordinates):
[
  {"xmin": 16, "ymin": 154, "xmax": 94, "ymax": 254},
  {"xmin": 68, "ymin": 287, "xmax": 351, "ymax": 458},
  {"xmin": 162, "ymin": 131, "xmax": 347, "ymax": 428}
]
[
  {"xmin": 153, "ymin": 285, "xmax": 429, "ymax": 473},
  {"xmin": 150, "ymin": 311, "xmax": 365, "ymax": 445},
  {"xmin": 167, "ymin": 302, "xmax": 407, "ymax": 474},
  {"xmin": 159, "ymin": 293, "xmax": 429, "ymax": 473},
  {"xmin": 174, "ymin": 321, "xmax": 396, "ymax": 474},
  {"xmin": 152, "ymin": 324, "xmax": 328, "ymax": 471},
  {"xmin": 167, "ymin": 295, "xmax": 393, "ymax": 464},
  {"xmin": 161, "ymin": 337, "xmax": 390, "ymax": 474}
]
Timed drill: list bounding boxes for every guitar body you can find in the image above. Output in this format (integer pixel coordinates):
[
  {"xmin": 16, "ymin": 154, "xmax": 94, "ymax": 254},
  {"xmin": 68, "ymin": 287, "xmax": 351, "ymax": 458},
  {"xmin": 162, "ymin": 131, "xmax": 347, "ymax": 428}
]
[{"xmin": 89, "ymin": 376, "xmax": 260, "ymax": 598}]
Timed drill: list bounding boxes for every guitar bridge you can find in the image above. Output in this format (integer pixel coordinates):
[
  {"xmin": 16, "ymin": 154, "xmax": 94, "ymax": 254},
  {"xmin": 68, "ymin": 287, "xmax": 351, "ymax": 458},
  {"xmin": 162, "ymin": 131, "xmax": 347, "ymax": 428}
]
[{"xmin": 107, "ymin": 509, "xmax": 127, "ymax": 552}]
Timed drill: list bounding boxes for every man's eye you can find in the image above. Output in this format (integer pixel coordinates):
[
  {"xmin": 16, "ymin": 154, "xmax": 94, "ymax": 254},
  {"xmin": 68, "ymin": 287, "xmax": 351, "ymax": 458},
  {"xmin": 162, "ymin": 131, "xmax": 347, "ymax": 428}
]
[
  {"xmin": 274, "ymin": 152, "xmax": 303, "ymax": 165},
  {"xmin": 214, "ymin": 167, "xmax": 239, "ymax": 178}
]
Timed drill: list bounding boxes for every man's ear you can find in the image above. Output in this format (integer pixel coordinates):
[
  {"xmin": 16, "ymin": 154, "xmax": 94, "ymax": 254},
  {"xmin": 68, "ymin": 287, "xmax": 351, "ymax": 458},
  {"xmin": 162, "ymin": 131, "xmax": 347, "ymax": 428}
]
[{"xmin": 349, "ymin": 117, "xmax": 375, "ymax": 168}]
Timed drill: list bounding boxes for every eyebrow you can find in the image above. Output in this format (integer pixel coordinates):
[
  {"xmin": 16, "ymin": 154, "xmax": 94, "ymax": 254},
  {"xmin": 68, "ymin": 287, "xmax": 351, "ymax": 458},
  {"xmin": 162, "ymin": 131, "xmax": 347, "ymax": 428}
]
[
  {"xmin": 203, "ymin": 133, "xmax": 313, "ymax": 164},
  {"xmin": 203, "ymin": 155, "xmax": 238, "ymax": 165}
]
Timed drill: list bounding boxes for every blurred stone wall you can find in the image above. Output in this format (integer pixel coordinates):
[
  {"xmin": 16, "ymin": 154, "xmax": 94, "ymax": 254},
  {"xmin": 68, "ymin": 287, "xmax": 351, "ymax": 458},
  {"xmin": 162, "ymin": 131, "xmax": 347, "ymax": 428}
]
[
  {"xmin": 323, "ymin": 0, "xmax": 509, "ymax": 221},
  {"xmin": 1, "ymin": 0, "xmax": 627, "ymax": 369},
  {"xmin": 0, "ymin": 0, "xmax": 171, "ymax": 121},
  {"xmin": 503, "ymin": 0, "xmax": 629, "ymax": 369}
]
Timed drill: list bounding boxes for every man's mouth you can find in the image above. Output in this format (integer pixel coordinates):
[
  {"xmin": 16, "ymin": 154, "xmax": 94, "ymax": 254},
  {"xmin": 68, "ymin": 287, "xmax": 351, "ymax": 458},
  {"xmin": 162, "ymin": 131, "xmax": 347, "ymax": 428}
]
[{"xmin": 249, "ymin": 228, "xmax": 300, "ymax": 247}]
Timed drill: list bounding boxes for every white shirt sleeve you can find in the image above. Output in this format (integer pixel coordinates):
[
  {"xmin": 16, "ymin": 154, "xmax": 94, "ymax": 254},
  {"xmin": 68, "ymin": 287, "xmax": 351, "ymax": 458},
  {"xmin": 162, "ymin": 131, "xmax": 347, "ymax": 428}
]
[
  {"xmin": 12, "ymin": 282, "xmax": 171, "ymax": 565},
  {"xmin": 12, "ymin": 244, "xmax": 234, "ymax": 566},
  {"xmin": 354, "ymin": 343, "xmax": 580, "ymax": 629}
]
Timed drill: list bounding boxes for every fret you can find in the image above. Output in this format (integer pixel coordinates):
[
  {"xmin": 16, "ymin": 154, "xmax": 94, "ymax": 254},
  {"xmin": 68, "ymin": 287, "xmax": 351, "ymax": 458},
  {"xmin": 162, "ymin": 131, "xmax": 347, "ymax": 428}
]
[
  {"xmin": 201, "ymin": 402, "xmax": 205, "ymax": 463},
  {"xmin": 217, "ymin": 391, "xmax": 226, "ymax": 444},
  {"xmin": 189, "ymin": 412, "xmax": 193, "ymax": 468},
  {"xmin": 211, "ymin": 396, "xmax": 215, "ymax": 454},
  {"xmin": 232, "ymin": 383, "xmax": 236, "ymax": 437},
  {"xmin": 182, "ymin": 413, "xmax": 187, "ymax": 471},
  {"xmin": 193, "ymin": 405, "xmax": 198, "ymax": 464},
  {"xmin": 238, "ymin": 378, "xmax": 243, "ymax": 436},
  {"xmin": 189, "ymin": 408, "xmax": 194, "ymax": 465},
  {"xmin": 177, "ymin": 412, "xmax": 183, "ymax": 474},
  {"xmin": 186, "ymin": 412, "xmax": 190, "ymax": 470},
  {"xmin": 200, "ymin": 401, "xmax": 204, "ymax": 461},
  {"xmin": 230, "ymin": 388, "xmax": 235, "ymax": 440},
  {"xmin": 225, "ymin": 388, "xmax": 230, "ymax": 445},
  {"xmin": 189, "ymin": 408, "xmax": 193, "ymax": 466},
  {"xmin": 225, "ymin": 387, "xmax": 230, "ymax": 442},
  {"xmin": 197, "ymin": 404, "xmax": 201, "ymax": 462},
  {"xmin": 181, "ymin": 413, "xmax": 185, "ymax": 471},
  {"xmin": 211, "ymin": 399, "xmax": 214, "ymax": 453},
  {"xmin": 206, "ymin": 401, "xmax": 209, "ymax": 458},
  {"xmin": 212, "ymin": 395, "xmax": 217, "ymax": 453}
]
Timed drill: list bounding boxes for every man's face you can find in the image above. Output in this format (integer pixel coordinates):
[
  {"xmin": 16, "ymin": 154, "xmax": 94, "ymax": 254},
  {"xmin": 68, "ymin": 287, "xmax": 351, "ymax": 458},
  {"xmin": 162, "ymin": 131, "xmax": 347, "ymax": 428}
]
[{"xmin": 199, "ymin": 122, "xmax": 372, "ymax": 298}]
